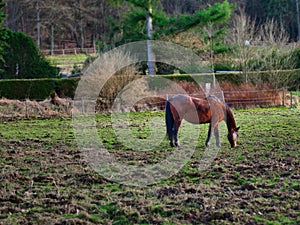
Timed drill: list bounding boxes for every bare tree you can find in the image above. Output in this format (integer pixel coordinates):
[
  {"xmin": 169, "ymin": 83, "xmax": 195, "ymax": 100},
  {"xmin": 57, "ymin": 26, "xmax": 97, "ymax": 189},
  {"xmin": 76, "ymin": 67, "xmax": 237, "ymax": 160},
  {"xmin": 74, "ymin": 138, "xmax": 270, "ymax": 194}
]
[
  {"xmin": 255, "ymin": 19, "xmax": 296, "ymax": 90},
  {"xmin": 227, "ymin": 7, "xmax": 257, "ymax": 83},
  {"xmin": 228, "ymin": 8, "xmax": 296, "ymax": 90},
  {"xmin": 4, "ymin": 0, "xmax": 116, "ymax": 51},
  {"xmin": 4, "ymin": 0, "xmax": 43, "ymax": 38},
  {"xmin": 5, "ymin": 0, "xmax": 64, "ymax": 48},
  {"xmin": 4, "ymin": 0, "xmax": 23, "ymax": 31}
]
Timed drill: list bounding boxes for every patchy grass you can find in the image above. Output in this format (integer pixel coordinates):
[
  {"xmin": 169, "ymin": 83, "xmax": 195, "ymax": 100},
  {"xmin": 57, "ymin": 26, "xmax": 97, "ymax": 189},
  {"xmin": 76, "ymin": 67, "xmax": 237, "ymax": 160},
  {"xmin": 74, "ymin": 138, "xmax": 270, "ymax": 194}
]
[
  {"xmin": 47, "ymin": 54, "xmax": 94, "ymax": 74},
  {"xmin": 47, "ymin": 54, "xmax": 90, "ymax": 65},
  {"xmin": 0, "ymin": 107, "xmax": 299, "ymax": 224}
]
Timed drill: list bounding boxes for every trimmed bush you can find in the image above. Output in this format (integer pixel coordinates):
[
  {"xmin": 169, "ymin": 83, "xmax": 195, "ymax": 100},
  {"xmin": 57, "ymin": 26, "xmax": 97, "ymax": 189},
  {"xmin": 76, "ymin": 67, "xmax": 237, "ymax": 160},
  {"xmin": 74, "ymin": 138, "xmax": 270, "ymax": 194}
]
[
  {"xmin": 0, "ymin": 78, "xmax": 79, "ymax": 100},
  {"xmin": 161, "ymin": 72, "xmax": 244, "ymax": 85}
]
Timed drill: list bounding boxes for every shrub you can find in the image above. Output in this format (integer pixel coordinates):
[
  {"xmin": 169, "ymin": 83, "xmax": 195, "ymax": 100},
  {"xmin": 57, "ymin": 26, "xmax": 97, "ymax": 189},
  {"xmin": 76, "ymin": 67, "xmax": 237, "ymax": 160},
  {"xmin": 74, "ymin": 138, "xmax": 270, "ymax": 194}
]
[
  {"xmin": 291, "ymin": 47, "xmax": 300, "ymax": 69},
  {"xmin": 214, "ymin": 60, "xmax": 239, "ymax": 72}
]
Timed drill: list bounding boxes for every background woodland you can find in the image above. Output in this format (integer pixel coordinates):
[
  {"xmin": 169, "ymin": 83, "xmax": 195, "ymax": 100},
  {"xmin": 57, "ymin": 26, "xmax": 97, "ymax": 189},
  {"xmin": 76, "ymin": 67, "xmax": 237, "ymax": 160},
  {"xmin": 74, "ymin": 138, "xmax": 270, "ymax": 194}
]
[
  {"xmin": 1, "ymin": 0, "xmax": 300, "ymax": 89},
  {"xmin": 3, "ymin": 0, "xmax": 300, "ymax": 50}
]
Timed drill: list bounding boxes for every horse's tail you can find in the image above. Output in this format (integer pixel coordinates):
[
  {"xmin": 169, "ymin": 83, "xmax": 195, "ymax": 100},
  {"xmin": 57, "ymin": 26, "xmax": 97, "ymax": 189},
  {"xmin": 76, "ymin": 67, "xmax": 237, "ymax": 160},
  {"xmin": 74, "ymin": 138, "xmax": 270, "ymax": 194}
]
[{"xmin": 165, "ymin": 100, "xmax": 174, "ymax": 140}]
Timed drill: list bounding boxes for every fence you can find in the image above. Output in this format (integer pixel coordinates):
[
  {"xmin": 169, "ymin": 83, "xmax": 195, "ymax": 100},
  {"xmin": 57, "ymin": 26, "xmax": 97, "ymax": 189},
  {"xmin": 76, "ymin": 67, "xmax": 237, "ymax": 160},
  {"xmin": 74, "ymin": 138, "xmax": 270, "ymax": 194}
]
[
  {"xmin": 97, "ymin": 88, "xmax": 299, "ymax": 113},
  {"xmin": 0, "ymin": 97, "xmax": 72, "ymax": 120},
  {"xmin": 0, "ymin": 88, "xmax": 299, "ymax": 119},
  {"xmin": 223, "ymin": 89, "xmax": 281, "ymax": 108},
  {"xmin": 41, "ymin": 48, "xmax": 96, "ymax": 56}
]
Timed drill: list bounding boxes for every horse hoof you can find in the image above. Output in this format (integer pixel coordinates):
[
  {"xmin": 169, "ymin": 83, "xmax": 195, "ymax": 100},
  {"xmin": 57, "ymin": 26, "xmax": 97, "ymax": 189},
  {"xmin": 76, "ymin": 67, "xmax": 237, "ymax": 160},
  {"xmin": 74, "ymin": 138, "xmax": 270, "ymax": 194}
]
[
  {"xmin": 170, "ymin": 142, "xmax": 175, "ymax": 147},
  {"xmin": 175, "ymin": 142, "xmax": 180, "ymax": 148},
  {"xmin": 205, "ymin": 142, "xmax": 210, "ymax": 147}
]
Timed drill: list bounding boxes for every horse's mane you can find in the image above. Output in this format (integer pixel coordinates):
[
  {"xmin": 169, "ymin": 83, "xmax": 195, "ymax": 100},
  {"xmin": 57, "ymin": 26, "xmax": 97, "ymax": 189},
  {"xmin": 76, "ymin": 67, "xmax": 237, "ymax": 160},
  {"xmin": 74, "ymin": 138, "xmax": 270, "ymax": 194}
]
[{"xmin": 207, "ymin": 95, "xmax": 237, "ymax": 130}]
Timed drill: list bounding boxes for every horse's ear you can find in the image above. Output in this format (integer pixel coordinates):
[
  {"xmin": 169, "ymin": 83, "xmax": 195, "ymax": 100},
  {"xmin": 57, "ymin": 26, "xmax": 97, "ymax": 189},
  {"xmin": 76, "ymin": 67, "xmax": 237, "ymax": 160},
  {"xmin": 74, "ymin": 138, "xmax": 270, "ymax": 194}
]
[{"xmin": 236, "ymin": 126, "xmax": 240, "ymax": 131}]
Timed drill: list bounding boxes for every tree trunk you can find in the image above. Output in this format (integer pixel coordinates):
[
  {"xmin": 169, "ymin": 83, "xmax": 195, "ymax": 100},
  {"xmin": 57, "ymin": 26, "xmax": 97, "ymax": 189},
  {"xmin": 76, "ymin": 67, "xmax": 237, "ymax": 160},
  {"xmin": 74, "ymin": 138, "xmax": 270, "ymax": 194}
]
[
  {"xmin": 50, "ymin": 24, "xmax": 54, "ymax": 55},
  {"xmin": 146, "ymin": 0, "xmax": 155, "ymax": 75},
  {"xmin": 296, "ymin": 0, "xmax": 300, "ymax": 41},
  {"xmin": 36, "ymin": 0, "xmax": 41, "ymax": 48},
  {"xmin": 80, "ymin": 18, "xmax": 84, "ymax": 50}
]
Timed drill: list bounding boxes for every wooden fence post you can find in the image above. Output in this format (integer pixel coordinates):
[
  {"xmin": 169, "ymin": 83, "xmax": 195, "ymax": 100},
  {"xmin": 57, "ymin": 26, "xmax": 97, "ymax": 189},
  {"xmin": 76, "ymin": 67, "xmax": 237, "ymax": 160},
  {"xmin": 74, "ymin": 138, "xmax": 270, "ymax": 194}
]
[
  {"xmin": 282, "ymin": 87, "xmax": 285, "ymax": 106},
  {"xmin": 25, "ymin": 99, "xmax": 29, "ymax": 119},
  {"xmin": 290, "ymin": 91, "xmax": 293, "ymax": 109}
]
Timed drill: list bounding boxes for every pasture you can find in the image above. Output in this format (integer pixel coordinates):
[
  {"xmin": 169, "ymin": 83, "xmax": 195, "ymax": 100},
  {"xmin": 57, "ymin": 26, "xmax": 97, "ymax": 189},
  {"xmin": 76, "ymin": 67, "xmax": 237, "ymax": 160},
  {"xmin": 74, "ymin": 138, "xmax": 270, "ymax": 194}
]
[
  {"xmin": 0, "ymin": 107, "xmax": 299, "ymax": 224},
  {"xmin": 47, "ymin": 54, "xmax": 91, "ymax": 75}
]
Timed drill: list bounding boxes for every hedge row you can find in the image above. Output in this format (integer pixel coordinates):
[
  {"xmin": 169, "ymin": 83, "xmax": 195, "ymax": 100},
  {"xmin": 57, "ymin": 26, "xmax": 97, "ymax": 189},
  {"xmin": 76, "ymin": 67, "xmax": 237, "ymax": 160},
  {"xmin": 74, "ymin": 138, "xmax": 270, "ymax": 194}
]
[
  {"xmin": 163, "ymin": 69, "xmax": 300, "ymax": 88},
  {"xmin": 0, "ymin": 70, "xmax": 299, "ymax": 100},
  {"xmin": 0, "ymin": 78, "xmax": 79, "ymax": 100}
]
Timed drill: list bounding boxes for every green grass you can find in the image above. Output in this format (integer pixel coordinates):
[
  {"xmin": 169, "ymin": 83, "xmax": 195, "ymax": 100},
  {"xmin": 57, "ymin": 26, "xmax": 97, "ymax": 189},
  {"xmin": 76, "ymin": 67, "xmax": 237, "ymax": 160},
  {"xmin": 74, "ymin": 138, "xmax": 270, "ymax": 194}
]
[
  {"xmin": 0, "ymin": 107, "xmax": 299, "ymax": 224},
  {"xmin": 46, "ymin": 54, "xmax": 90, "ymax": 65},
  {"xmin": 291, "ymin": 91, "xmax": 300, "ymax": 96},
  {"xmin": 46, "ymin": 54, "xmax": 95, "ymax": 74}
]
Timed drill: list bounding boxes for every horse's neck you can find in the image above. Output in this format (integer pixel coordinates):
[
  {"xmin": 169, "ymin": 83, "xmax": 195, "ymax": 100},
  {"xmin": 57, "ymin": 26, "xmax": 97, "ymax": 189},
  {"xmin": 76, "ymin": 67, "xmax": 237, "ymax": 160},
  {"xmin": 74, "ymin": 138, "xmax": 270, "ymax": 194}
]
[{"xmin": 225, "ymin": 107, "xmax": 236, "ymax": 132}]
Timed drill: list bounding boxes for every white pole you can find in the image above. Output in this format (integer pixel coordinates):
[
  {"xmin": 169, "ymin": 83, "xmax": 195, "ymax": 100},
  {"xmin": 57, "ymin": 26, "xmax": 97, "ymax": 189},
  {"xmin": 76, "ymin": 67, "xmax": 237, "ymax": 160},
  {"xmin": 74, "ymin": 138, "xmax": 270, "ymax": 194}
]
[
  {"xmin": 146, "ymin": 0, "xmax": 155, "ymax": 75},
  {"xmin": 36, "ymin": 0, "xmax": 41, "ymax": 48}
]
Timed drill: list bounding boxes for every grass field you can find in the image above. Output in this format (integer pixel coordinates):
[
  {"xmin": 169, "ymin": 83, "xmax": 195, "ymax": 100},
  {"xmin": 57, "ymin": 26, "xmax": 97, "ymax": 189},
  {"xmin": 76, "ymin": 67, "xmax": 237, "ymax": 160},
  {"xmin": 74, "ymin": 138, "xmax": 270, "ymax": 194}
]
[
  {"xmin": 46, "ymin": 54, "xmax": 92, "ymax": 75},
  {"xmin": 0, "ymin": 107, "xmax": 299, "ymax": 224}
]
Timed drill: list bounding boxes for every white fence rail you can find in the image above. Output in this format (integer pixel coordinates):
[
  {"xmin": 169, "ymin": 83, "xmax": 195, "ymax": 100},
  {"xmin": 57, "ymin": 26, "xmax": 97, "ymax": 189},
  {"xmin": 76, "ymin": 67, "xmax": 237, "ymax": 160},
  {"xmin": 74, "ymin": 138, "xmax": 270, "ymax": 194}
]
[{"xmin": 41, "ymin": 48, "xmax": 96, "ymax": 56}]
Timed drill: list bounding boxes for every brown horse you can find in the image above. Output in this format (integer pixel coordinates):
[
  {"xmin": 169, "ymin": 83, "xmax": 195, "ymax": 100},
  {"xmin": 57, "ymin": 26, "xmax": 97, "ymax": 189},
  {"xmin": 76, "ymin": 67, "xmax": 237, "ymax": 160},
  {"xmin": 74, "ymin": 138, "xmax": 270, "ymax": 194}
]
[{"xmin": 165, "ymin": 94, "xmax": 239, "ymax": 148}]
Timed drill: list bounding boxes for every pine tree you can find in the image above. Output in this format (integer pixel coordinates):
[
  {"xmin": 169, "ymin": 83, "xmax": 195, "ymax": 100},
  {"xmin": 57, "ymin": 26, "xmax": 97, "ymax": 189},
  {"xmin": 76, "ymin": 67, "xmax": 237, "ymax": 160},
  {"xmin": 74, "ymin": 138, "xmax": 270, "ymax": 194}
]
[
  {"xmin": 110, "ymin": 0, "xmax": 233, "ymax": 74},
  {"xmin": 112, "ymin": 0, "xmax": 233, "ymax": 43}
]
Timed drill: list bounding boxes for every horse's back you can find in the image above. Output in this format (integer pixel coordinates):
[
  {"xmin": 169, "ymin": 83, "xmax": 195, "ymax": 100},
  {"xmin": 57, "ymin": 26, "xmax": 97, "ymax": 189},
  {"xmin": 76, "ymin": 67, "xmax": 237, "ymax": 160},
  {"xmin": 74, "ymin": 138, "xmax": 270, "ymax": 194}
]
[
  {"xmin": 168, "ymin": 94, "xmax": 190, "ymax": 103},
  {"xmin": 168, "ymin": 94, "xmax": 192, "ymax": 112},
  {"xmin": 168, "ymin": 94, "xmax": 211, "ymax": 124},
  {"xmin": 167, "ymin": 94, "xmax": 191, "ymax": 119}
]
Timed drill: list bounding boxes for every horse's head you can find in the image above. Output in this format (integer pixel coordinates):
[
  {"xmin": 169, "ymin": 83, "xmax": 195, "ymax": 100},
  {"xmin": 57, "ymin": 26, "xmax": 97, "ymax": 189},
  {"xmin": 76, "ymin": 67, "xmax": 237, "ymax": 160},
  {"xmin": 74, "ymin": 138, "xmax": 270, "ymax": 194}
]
[{"xmin": 227, "ymin": 127, "xmax": 240, "ymax": 148}]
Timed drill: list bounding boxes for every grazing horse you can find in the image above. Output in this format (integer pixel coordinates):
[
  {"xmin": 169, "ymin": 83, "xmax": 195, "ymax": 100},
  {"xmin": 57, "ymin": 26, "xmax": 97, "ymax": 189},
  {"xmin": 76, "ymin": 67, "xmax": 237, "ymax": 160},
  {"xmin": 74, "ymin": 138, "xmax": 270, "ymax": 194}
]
[{"xmin": 165, "ymin": 94, "xmax": 239, "ymax": 148}]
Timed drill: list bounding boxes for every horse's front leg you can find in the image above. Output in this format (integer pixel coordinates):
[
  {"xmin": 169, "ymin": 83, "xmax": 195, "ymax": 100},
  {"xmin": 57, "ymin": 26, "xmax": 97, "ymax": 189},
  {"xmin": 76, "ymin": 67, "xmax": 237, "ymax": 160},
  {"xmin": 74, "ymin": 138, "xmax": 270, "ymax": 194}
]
[
  {"xmin": 214, "ymin": 124, "xmax": 221, "ymax": 148},
  {"xmin": 205, "ymin": 123, "xmax": 212, "ymax": 147}
]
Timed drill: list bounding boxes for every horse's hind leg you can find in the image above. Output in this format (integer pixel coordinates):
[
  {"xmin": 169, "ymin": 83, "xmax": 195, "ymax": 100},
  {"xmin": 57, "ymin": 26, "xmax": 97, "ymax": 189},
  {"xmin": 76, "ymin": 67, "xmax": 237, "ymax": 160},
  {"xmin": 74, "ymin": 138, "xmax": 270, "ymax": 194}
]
[
  {"xmin": 174, "ymin": 120, "xmax": 182, "ymax": 147},
  {"xmin": 168, "ymin": 131, "xmax": 175, "ymax": 147},
  {"xmin": 167, "ymin": 122, "xmax": 174, "ymax": 147},
  {"xmin": 173, "ymin": 126, "xmax": 179, "ymax": 147}
]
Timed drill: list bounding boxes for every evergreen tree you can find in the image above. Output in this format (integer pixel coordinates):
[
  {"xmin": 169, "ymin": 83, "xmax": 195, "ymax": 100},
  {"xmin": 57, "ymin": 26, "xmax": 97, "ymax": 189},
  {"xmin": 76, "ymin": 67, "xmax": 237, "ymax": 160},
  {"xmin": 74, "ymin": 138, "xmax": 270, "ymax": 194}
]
[
  {"xmin": 110, "ymin": 0, "xmax": 233, "ymax": 74},
  {"xmin": 0, "ymin": 30, "xmax": 58, "ymax": 79},
  {"xmin": 111, "ymin": 0, "xmax": 233, "ymax": 44}
]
